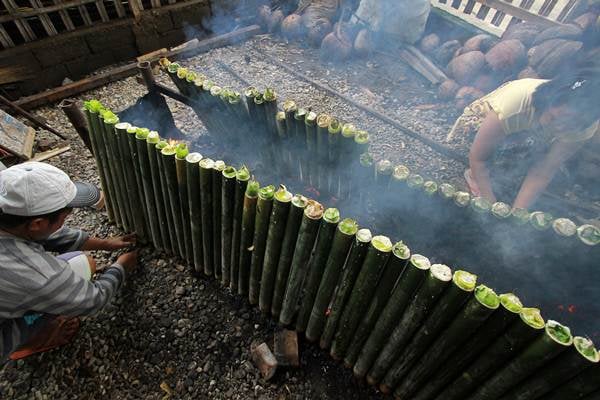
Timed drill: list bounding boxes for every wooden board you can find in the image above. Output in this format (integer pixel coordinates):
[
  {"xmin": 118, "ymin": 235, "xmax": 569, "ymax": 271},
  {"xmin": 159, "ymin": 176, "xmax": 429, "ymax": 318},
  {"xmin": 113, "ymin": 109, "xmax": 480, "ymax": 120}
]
[{"xmin": 0, "ymin": 108, "xmax": 35, "ymax": 159}]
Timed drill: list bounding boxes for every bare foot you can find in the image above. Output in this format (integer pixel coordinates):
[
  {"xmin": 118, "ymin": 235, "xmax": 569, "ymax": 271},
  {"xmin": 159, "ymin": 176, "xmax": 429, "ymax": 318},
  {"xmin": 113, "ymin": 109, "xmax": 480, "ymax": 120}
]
[{"xmin": 464, "ymin": 169, "xmax": 481, "ymax": 197}]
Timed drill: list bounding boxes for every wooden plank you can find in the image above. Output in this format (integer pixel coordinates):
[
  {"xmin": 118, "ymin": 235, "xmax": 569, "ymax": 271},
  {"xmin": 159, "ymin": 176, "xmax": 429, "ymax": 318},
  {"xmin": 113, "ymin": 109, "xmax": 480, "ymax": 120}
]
[
  {"xmin": 95, "ymin": 0, "xmax": 110, "ymax": 22},
  {"xmin": 0, "ymin": 108, "xmax": 35, "ymax": 160},
  {"xmin": 150, "ymin": 0, "xmax": 161, "ymax": 8},
  {"xmin": 547, "ymin": 0, "xmax": 570, "ymax": 19},
  {"xmin": 405, "ymin": 45, "xmax": 448, "ymax": 82},
  {"xmin": 30, "ymin": 0, "xmax": 59, "ymax": 36},
  {"xmin": 54, "ymin": 0, "xmax": 76, "ymax": 31},
  {"xmin": 0, "ymin": 24, "xmax": 15, "ymax": 48},
  {"xmin": 15, "ymin": 25, "xmax": 262, "ymax": 110},
  {"xmin": 79, "ymin": 3, "xmax": 94, "ymax": 26},
  {"xmin": 433, "ymin": 2, "xmax": 505, "ymax": 35},
  {"xmin": 128, "ymin": 0, "xmax": 143, "ymax": 18},
  {"xmin": 0, "ymin": 64, "xmax": 37, "ymax": 85},
  {"xmin": 32, "ymin": 145, "xmax": 71, "ymax": 161},
  {"xmin": 2, "ymin": 0, "xmax": 37, "ymax": 41}
]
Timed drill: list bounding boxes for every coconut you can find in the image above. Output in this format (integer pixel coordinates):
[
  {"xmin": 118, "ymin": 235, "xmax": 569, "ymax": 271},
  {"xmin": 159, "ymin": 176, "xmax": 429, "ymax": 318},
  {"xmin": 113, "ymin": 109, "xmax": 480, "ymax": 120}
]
[
  {"xmin": 354, "ymin": 29, "xmax": 373, "ymax": 57},
  {"xmin": 473, "ymin": 74, "xmax": 498, "ymax": 93},
  {"xmin": 307, "ymin": 18, "xmax": 332, "ymax": 47},
  {"xmin": 502, "ymin": 21, "xmax": 542, "ymax": 47},
  {"xmin": 528, "ymin": 39, "xmax": 583, "ymax": 78},
  {"xmin": 464, "ymin": 34, "xmax": 496, "ymax": 52},
  {"xmin": 517, "ymin": 66, "xmax": 539, "ymax": 79},
  {"xmin": 419, "ymin": 33, "xmax": 440, "ymax": 54},
  {"xmin": 485, "ymin": 39, "xmax": 526, "ymax": 75},
  {"xmin": 268, "ymin": 10, "xmax": 285, "ymax": 33},
  {"xmin": 321, "ymin": 31, "xmax": 353, "ymax": 62},
  {"xmin": 447, "ymin": 51, "xmax": 486, "ymax": 85},
  {"xmin": 281, "ymin": 14, "xmax": 305, "ymax": 41},
  {"xmin": 434, "ymin": 40, "xmax": 462, "ymax": 65},
  {"xmin": 533, "ymin": 24, "xmax": 583, "ymax": 46},
  {"xmin": 438, "ymin": 80, "xmax": 460, "ymax": 101},
  {"xmin": 257, "ymin": 5, "xmax": 272, "ymax": 30},
  {"xmin": 455, "ymin": 86, "xmax": 484, "ymax": 109}
]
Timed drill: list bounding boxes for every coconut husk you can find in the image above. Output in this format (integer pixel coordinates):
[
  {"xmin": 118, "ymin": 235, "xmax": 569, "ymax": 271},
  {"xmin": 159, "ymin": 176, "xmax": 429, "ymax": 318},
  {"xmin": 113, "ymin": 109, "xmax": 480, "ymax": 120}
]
[
  {"xmin": 354, "ymin": 28, "xmax": 373, "ymax": 57},
  {"xmin": 485, "ymin": 39, "xmax": 526, "ymax": 75},
  {"xmin": 268, "ymin": 10, "xmax": 285, "ymax": 33},
  {"xmin": 447, "ymin": 51, "xmax": 486, "ymax": 85},
  {"xmin": 517, "ymin": 66, "xmax": 539, "ymax": 79},
  {"xmin": 455, "ymin": 86, "xmax": 485, "ymax": 109},
  {"xmin": 434, "ymin": 40, "xmax": 461, "ymax": 65},
  {"xmin": 502, "ymin": 21, "xmax": 542, "ymax": 47},
  {"xmin": 307, "ymin": 18, "xmax": 332, "ymax": 47},
  {"xmin": 532, "ymin": 24, "xmax": 583, "ymax": 46},
  {"xmin": 528, "ymin": 39, "xmax": 583, "ymax": 78},
  {"xmin": 257, "ymin": 5, "xmax": 272, "ymax": 30},
  {"xmin": 438, "ymin": 79, "xmax": 460, "ymax": 101},
  {"xmin": 281, "ymin": 14, "xmax": 306, "ymax": 41},
  {"xmin": 321, "ymin": 30, "xmax": 353, "ymax": 62},
  {"xmin": 419, "ymin": 33, "xmax": 440, "ymax": 54},
  {"xmin": 464, "ymin": 34, "xmax": 496, "ymax": 53},
  {"xmin": 298, "ymin": 0, "xmax": 340, "ymax": 31},
  {"xmin": 473, "ymin": 74, "xmax": 499, "ymax": 93}
]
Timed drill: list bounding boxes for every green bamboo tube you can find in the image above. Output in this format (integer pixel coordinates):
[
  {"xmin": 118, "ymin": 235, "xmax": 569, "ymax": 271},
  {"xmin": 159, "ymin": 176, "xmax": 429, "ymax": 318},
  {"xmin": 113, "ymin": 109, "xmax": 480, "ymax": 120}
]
[
  {"xmin": 296, "ymin": 208, "xmax": 341, "ymax": 333},
  {"xmin": 221, "ymin": 166, "xmax": 237, "ymax": 287},
  {"xmin": 468, "ymin": 320, "xmax": 573, "ymax": 400},
  {"xmin": 83, "ymin": 101, "xmax": 115, "ymax": 222},
  {"xmin": 230, "ymin": 166, "xmax": 250, "ymax": 291},
  {"xmin": 144, "ymin": 132, "xmax": 166, "ymax": 249},
  {"xmin": 199, "ymin": 158, "xmax": 215, "ymax": 276},
  {"xmin": 212, "ymin": 160, "xmax": 226, "ymax": 280},
  {"xmin": 511, "ymin": 207, "xmax": 531, "ymax": 226},
  {"xmin": 279, "ymin": 200, "xmax": 325, "ymax": 326},
  {"xmin": 411, "ymin": 293, "xmax": 524, "ymax": 400},
  {"xmin": 161, "ymin": 143, "xmax": 186, "ymax": 258},
  {"xmin": 320, "ymin": 228, "xmax": 373, "ymax": 350},
  {"xmin": 126, "ymin": 126, "xmax": 149, "ymax": 231},
  {"xmin": 263, "ymin": 87, "xmax": 278, "ymax": 137},
  {"xmin": 357, "ymin": 153, "xmax": 373, "ymax": 208},
  {"xmin": 293, "ymin": 108, "xmax": 307, "ymax": 181},
  {"xmin": 331, "ymin": 235, "xmax": 394, "ymax": 360},
  {"xmin": 578, "ymin": 224, "xmax": 600, "ymax": 246},
  {"xmin": 339, "ymin": 123, "xmax": 356, "ymax": 198},
  {"xmin": 238, "ymin": 180, "xmax": 260, "ymax": 296},
  {"xmin": 244, "ymin": 86, "xmax": 259, "ymax": 117},
  {"xmin": 175, "ymin": 143, "xmax": 193, "ymax": 263},
  {"xmin": 434, "ymin": 307, "xmax": 546, "ymax": 400},
  {"xmin": 376, "ymin": 270, "xmax": 479, "ymax": 389},
  {"xmin": 100, "ymin": 111, "xmax": 130, "ymax": 229},
  {"xmin": 529, "ymin": 211, "xmax": 554, "ymax": 231},
  {"xmin": 114, "ymin": 122, "xmax": 147, "ymax": 242},
  {"xmin": 542, "ymin": 362, "xmax": 600, "ymax": 400},
  {"xmin": 305, "ymin": 111, "xmax": 318, "ymax": 187},
  {"xmin": 271, "ymin": 194, "xmax": 309, "ymax": 318},
  {"xmin": 186, "ymin": 152, "xmax": 203, "ymax": 273},
  {"xmin": 353, "ymin": 254, "xmax": 431, "ymax": 379},
  {"xmin": 374, "ymin": 159, "xmax": 394, "ymax": 193},
  {"xmin": 305, "ymin": 218, "xmax": 359, "ymax": 341},
  {"xmin": 499, "ymin": 336, "xmax": 598, "ymax": 400},
  {"xmin": 327, "ymin": 118, "xmax": 342, "ymax": 195},
  {"xmin": 259, "ymin": 185, "xmax": 293, "ymax": 312},
  {"xmin": 366, "ymin": 263, "xmax": 453, "ymax": 385},
  {"xmin": 344, "ymin": 241, "xmax": 411, "ymax": 367},
  {"xmin": 316, "ymin": 114, "xmax": 332, "ymax": 191},
  {"xmin": 390, "ymin": 285, "xmax": 500, "ymax": 398},
  {"xmin": 249, "ymin": 185, "xmax": 276, "ymax": 305},
  {"xmin": 276, "ymin": 111, "xmax": 292, "ymax": 176},
  {"xmin": 135, "ymin": 127, "xmax": 162, "ymax": 245},
  {"xmin": 155, "ymin": 140, "xmax": 178, "ymax": 254},
  {"xmin": 276, "ymin": 110, "xmax": 287, "ymax": 140},
  {"xmin": 283, "ymin": 100, "xmax": 297, "ymax": 133}
]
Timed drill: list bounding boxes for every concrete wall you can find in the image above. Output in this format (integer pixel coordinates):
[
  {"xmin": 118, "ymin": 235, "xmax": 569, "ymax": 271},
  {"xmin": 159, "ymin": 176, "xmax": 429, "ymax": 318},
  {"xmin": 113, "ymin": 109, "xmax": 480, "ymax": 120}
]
[{"xmin": 0, "ymin": 1, "xmax": 212, "ymax": 99}]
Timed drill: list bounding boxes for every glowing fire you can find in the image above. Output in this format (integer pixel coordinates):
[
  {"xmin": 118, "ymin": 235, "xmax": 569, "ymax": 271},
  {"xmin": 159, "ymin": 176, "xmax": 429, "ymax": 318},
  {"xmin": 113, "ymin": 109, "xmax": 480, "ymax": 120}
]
[{"xmin": 167, "ymin": 139, "xmax": 179, "ymax": 146}]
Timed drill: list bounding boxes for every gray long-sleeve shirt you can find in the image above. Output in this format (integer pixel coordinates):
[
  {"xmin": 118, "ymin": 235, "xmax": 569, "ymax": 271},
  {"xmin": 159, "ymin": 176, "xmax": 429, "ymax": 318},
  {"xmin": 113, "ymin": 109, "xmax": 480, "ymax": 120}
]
[{"xmin": 0, "ymin": 227, "xmax": 125, "ymax": 360}]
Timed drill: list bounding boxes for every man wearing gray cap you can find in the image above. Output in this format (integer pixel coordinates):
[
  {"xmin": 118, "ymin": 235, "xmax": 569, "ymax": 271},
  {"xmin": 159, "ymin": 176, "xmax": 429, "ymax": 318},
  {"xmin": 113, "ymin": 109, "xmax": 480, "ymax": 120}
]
[{"xmin": 0, "ymin": 162, "xmax": 138, "ymax": 361}]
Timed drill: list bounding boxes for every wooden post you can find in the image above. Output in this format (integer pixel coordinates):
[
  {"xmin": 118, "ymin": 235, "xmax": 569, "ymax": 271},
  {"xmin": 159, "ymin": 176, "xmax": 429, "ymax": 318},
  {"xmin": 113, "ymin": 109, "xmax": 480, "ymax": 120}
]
[
  {"xmin": 59, "ymin": 99, "xmax": 92, "ymax": 152},
  {"xmin": 137, "ymin": 61, "xmax": 156, "ymax": 92}
]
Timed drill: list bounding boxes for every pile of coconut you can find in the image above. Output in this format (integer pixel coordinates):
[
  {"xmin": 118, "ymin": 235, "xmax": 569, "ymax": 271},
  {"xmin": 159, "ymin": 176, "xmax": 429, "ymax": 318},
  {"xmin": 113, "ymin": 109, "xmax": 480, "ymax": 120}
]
[
  {"xmin": 257, "ymin": 1, "xmax": 372, "ymax": 61},
  {"xmin": 421, "ymin": 12, "xmax": 599, "ymax": 109}
]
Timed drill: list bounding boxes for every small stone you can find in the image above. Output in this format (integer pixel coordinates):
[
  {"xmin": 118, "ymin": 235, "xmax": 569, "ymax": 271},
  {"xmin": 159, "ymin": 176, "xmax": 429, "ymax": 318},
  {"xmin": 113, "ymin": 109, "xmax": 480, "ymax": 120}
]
[
  {"xmin": 175, "ymin": 286, "xmax": 185, "ymax": 296},
  {"xmin": 209, "ymin": 380, "xmax": 216, "ymax": 387}
]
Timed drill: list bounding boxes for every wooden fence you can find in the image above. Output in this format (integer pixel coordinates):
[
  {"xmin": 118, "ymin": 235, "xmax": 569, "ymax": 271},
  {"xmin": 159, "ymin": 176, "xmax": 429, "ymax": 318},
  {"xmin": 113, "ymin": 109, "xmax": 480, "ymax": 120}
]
[
  {"xmin": 0, "ymin": 0, "xmax": 197, "ymax": 49},
  {"xmin": 431, "ymin": 0, "xmax": 585, "ymax": 37}
]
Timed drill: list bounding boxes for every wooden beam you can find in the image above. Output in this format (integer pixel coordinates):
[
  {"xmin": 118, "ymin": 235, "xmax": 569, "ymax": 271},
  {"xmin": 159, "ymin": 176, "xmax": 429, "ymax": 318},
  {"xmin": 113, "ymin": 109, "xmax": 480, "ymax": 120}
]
[
  {"xmin": 32, "ymin": 145, "xmax": 71, "ymax": 161},
  {"xmin": 14, "ymin": 25, "xmax": 262, "ymax": 110}
]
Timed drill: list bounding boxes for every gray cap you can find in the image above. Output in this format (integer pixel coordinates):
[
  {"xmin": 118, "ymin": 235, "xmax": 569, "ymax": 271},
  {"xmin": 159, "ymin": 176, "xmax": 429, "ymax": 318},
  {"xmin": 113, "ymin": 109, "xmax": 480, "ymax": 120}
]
[{"xmin": 0, "ymin": 162, "xmax": 100, "ymax": 216}]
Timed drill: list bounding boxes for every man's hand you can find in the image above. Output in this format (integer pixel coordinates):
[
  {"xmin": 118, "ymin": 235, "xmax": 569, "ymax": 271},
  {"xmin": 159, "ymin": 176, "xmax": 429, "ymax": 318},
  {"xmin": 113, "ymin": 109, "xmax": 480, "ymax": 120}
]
[
  {"xmin": 82, "ymin": 233, "xmax": 137, "ymax": 251},
  {"xmin": 116, "ymin": 250, "xmax": 138, "ymax": 274},
  {"xmin": 105, "ymin": 233, "xmax": 137, "ymax": 250}
]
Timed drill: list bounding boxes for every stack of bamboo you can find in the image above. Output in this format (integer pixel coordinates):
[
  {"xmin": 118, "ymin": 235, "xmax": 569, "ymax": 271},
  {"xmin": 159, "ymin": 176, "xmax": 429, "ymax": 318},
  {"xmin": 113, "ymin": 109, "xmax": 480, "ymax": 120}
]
[{"xmin": 84, "ymin": 97, "xmax": 600, "ymax": 400}]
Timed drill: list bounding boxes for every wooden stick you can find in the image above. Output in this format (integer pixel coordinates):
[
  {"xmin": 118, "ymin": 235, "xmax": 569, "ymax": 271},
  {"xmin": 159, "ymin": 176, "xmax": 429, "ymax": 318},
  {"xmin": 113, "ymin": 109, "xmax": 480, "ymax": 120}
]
[
  {"xmin": 0, "ymin": 94, "xmax": 67, "ymax": 139},
  {"xmin": 31, "ymin": 145, "xmax": 71, "ymax": 161}
]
